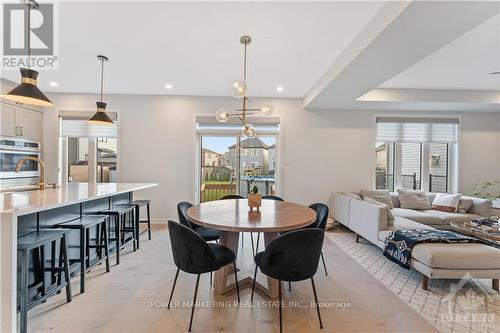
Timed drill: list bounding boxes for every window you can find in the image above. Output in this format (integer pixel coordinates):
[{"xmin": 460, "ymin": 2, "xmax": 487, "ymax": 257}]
[
  {"xmin": 375, "ymin": 117, "xmax": 458, "ymax": 193},
  {"xmin": 196, "ymin": 117, "xmax": 280, "ymax": 202},
  {"xmin": 60, "ymin": 114, "xmax": 118, "ymax": 183}
]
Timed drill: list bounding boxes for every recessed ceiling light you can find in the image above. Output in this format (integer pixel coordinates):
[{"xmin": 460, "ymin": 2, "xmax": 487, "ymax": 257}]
[
  {"xmin": 276, "ymin": 86, "xmax": 284, "ymax": 92},
  {"xmin": 165, "ymin": 84, "xmax": 173, "ymax": 89},
  {"xmin": 49, "ymin": 81, "xmax": 59, "ymax": 87}
]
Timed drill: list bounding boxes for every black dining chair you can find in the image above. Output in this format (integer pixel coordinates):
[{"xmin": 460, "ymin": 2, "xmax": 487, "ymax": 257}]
[
  {"xmin": 281, "ymin": 203, "xmax": 329, "ymax": 276},
  {"xmin": 219, "ymin": 194, "xmax": 257, "ymax": 255},
  {"xmin": 177, "ymin": 202, "xmax": 220, "ymax": 242},
  {"xmin": 250, "ymin": 229, "xmax": 325, "ymax": 333},
  {"xmin": 167, "ymin": 221, "xmax": 240, "ymax": 332},
  {"xmin": 255, "ymin": 195, "xmax": 285, "ymax": 253},
  {"xmin": 177, "ymin": 202, "xmax": 221, "ymax": 285}
]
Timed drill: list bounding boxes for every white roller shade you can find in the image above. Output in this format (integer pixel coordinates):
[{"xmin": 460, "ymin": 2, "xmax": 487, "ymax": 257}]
[
  {"xmin": 60, "ymin": 119, "xmax": 117, "ymax": 138},
  {"xmin": 376, "ymin": 117, "xmax": 458, "ymax": 143},
  {"xmin": 196, "ymin": 116, "xmax": 280, "ymax": 135}
]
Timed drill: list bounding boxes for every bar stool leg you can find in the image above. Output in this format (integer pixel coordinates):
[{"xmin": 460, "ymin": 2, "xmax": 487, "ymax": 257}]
[
  {"xmin": 135, "ymin": 205, "xmax": 140, "ymax": 250},
  {"xmin": 131, "ymin": 211, "xmax": 137, "ymax": 252},
  {"xmin": 146, "ymin": 203, "xmax": 152, "ymax": 240},
  {"xmin": 61, "ymin": 234, "xmax": 72, "ymax": 302},
  {"xmin": 85, "ymin": 228, "xmax": 91, "ymax": 267},
  {"xmin": 50, "ymin": 240, "xmax": 56, "ymax": 285},
  {"xmin": 40, "ymin": 245, "xmax": 46, "ymax": 297},
  {"xmin": 20, "ymin": 249, "xmax": 29, "ymax": 333},
  {"xmin": 102, "ymin": 220, "xmax": 110, "ymax": 272},
  {"xmin": 115, "ymin": 215, "xmax": 121, "ymax": 265},
  {"xmin": 80, "ymin": 228, "xmax": 86, "ymax": 294}
]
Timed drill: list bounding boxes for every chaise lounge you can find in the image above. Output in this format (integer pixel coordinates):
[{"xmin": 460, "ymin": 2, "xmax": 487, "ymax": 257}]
[{"xmin": 331, "ymin": 192, "xmax": 500, "ymax": 291}]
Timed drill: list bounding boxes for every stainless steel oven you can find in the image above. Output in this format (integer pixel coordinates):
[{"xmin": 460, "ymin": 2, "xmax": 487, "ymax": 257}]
[{"xmin": 0, "ymin": 137, "xmax": 41, "ymax": 179}]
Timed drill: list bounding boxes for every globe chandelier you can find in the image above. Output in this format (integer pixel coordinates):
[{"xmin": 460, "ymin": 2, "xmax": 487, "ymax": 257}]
[{"xmin": 215, "ymin": 36, "xmax": 272, "ymax": 138}]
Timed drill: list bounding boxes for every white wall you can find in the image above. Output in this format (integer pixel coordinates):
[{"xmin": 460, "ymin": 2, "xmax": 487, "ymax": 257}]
[{"xmin": 42, "ymin": 92, "xmax": 500, "ymax": 219}]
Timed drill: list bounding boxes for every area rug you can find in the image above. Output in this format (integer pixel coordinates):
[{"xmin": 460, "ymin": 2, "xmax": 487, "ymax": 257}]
[{"xmin": 327, "ymin": 231, "xmax": 500, "ymax": 333}]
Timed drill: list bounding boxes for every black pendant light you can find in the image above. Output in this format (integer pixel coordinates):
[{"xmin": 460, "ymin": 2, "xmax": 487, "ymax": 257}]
[
  {"xmin": 88, "ymin": 55, "xmax": 114, "ymax": 125},
  {"xmin": 1, "ymin": 0, "xmax": 53, "ymax": 107}
]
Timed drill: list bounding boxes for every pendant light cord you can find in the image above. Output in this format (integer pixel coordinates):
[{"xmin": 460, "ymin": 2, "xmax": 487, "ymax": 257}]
[{"xmin": 100, "ymin": 57, "xmax": 104, "ymax": 103}]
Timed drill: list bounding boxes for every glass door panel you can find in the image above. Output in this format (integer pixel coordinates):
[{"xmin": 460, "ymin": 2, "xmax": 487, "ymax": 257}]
[
  {"xmin": 239, "ymin": 136, "xmax": 277, "ymax": 197},
  {"xmin": 67, "ymin": 137, "xmax": 89, "ymax": 182},
  {"xmin": 200, "ymin": 136, "xmax": 238, "ymax": 202},
  {"xmin": 96, "ymin": 138, "xmax": 118, "ymax": 182}
]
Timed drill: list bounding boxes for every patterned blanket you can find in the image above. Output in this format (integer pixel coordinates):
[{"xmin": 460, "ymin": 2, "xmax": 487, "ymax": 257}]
[{"xmin": 383, "ymin": 229, "xmax": 485, "ymax": 269}]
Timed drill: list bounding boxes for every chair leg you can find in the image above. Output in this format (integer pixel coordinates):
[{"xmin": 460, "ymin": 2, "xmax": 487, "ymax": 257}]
[
  {"xmin": 233, "ymin": 261, "xmax": 240, "ymax": 303},
  {"xmin": 80, "ymin": 228, "xmax": 86, "ymax": 294},
  {"xmin": 251, "ymin": 265, "xmax": 258, "ymax": 301},
  {"xmin": 250, "ymin": 233, "xmax": 255, "ymax": 256},
  {"xmin": 255, "ymin": 232, "xmax": 260, "ymax": 254},
  {"xmin": 61, "ymin": 234, "xmax": 73, "ymax": 303},
  {"xmin": 135, "ymin": 205, "xmax": 140, "ymax": 250},
  {"xmin": 278, "ymin": 279, "xmax": 283, "ymax": 333},
  {"xmin": 146, "ymin": 203, "xmax": 152, "ymax": 240},
  {"xmin": 115, "ymin": 215, "xmax": 121, "ymax": 265},
  {"xmin": 320, "ymin": 252, "xmax": 328, "ymax": 276},
  {"xmin": 20, "ymin": 249, "xmax": 29, "ymax": 333},
  {"xmin": 311, "ymin": 277, "xmax": 323, "ymax": 329},
  {"xmin": 167, "ymin": 268, "xmax": 180, "ymax": 309},
  {"xmin": 103, "ymin": 220, "xmax": 110, "ymax": 272},
  {"xmin": 131, "ymin": 212, "xmax": 137, "ymax": 252},
  {"xmin": 210, "ymin": 272, "xmax": 212, "ymax": 286},
  {"xmin": 188, "ymin": 274, "xmax": 201, "ymax": 332},
  {"xmin": 288, "ymin": 281, "xmax": 291, "ymax": 291}
]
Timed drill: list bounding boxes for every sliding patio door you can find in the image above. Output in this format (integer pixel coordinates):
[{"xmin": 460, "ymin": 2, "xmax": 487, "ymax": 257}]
[{"xmin": 196, "ymin": 117, "xmax": 280, "ymax": 203}]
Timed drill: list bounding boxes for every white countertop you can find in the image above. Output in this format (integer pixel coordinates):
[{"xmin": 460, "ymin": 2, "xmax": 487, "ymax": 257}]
[{"xmin": 0, "ymin": 183, "xmax": 157, "ymax": 215}]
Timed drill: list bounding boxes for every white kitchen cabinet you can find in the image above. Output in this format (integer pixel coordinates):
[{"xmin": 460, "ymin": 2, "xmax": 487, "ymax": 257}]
[
  {"xmin": 1, "ymin": 104, "xmax": 17, "ymax": 137},
  {"xmin": 0, "ymin": 102, "xmax": 42, "ymax": 140},
  {"xmin": 15, "ymin": 108, "xmax": 42, "ymax": 140}
]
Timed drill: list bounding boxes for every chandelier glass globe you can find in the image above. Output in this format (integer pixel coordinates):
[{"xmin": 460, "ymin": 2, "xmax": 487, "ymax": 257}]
[
  {"xmin": 231, "ymin": 80, "xmax": 247, "ymax": 99},
  {"xmin": 260, "ymin": 104, "xmax": 273, "ymax": 115},
  {"xmin": 215, "ymin": 109, "xmax": 230, "ymax": 122},
  {"xmin": 241, "ymin": 123, "xmax": 256, "ymax": 138}
]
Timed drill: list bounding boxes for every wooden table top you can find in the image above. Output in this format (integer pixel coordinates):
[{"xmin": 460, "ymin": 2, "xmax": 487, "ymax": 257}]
[{"xmin": 186, "ymin": 199, "xmax": 317, "ymax": 232}]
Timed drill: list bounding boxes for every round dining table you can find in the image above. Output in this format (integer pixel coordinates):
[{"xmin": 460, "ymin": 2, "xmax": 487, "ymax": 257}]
[{"xmin": 187, "ymin": 199, "xmax": 316, "ymax": 299}]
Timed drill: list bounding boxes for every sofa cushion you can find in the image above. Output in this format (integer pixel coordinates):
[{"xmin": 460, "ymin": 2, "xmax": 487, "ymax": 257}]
[
  {"xmin": 420, "ymin": 210, "xmax": 483, "ymax": 224},
  {"xmin": 378, "ymin": 217, "xmax": 434, "ymax": 242},
  {"xmin": 457, "ymin": 198, "xmax": 474, "ymax": 213},
  {"xmin": 397, "ymin": 189, "xmax": 432, "ymax": 210},
  {"xmin": 363, "ymin": 197, "xmax": 395, "ymax": 225},
  {"xmin": 361, "ymin": 190, "xmax": 394, "ymax": 208},
  {"xmin": 412, "ymin": 243, "xmax": 500, "ymax": 269},
  {"xmin": 390, "ymin": 193, "xmax": 401, "ymax": 208},
  {"xmin": 392, "ymin": 208, "xmax": 445, "ymax": 225},
  {"xmin": 342, "ymin": 192, "xmax": 362, "ymax": 200}
]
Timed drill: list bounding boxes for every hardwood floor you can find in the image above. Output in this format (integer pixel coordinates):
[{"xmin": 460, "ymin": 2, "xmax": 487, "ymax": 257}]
[{"xmin": 28, "ymin": 224, "xmax": 437, "ymax": 333}]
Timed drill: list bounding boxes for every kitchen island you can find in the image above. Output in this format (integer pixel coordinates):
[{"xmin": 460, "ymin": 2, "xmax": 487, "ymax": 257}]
[{"xmin": 0, "ymin": 183, "xmax": 157, "ymax": 333}]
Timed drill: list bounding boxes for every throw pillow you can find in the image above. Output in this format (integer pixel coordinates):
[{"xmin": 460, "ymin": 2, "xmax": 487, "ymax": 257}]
[
  {"xmin": 360, "ymin": 190, "xmax": 394, "ymax": 209},
  {"xmin": 397, "ymin": 189, "xmax": 432, "ymax": 210},
  {"xmin": 457, "ymin": 197, "xmax": 474, "ymax": 214},
  {"xmin": 363, "ymin": 197, "xmax": 395, "ymax": 225},
  {"xmin": 432, "ymin": 193, "xmax": 462, "ymax": 212}
]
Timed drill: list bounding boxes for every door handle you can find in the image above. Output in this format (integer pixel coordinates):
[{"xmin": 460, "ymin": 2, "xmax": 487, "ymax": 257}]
[{"xmin": 15, "ymin": 126, "xmax": 19, "ymax": 136}]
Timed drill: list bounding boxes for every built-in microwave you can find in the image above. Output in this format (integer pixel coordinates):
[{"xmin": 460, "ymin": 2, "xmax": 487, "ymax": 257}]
[{"xmin": 0, "ymin": 137, "xmax": 41, "ymax": 179}]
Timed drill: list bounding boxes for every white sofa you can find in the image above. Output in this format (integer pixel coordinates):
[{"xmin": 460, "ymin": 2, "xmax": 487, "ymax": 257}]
[{"xmin": 330, "ymin": 192, "xmax": 500, "ymax": 291}]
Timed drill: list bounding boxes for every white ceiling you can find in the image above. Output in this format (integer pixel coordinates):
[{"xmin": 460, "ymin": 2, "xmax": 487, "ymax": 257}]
[
  {"xmin": 0, "ymin": 1, "xmax": 385, "ymax": 97},
  {"xmin": 381, "ymin": 13, "xmax": 500, "ymax": 91}
]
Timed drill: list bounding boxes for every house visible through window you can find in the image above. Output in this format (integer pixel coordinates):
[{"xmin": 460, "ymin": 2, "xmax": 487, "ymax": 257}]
[{"xmin": 375, "ymin": 117, "xmax": 458, "ymax": 193}]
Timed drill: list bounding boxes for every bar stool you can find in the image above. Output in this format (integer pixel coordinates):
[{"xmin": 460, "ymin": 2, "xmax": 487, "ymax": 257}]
[
  {"xmin": 54, "ymin": 215, "xmax": 111, "ymax": 294},
  {"xmin": 98, "ymin": 205, "xmax": 136, "ymax": 265},
  {"xmin": 17, "ymin": 229, "xmax": 72, "ymax": 333},
  {"xmin": 132, "ymin": 199, "xmax": 152, "ymax": 248}
]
